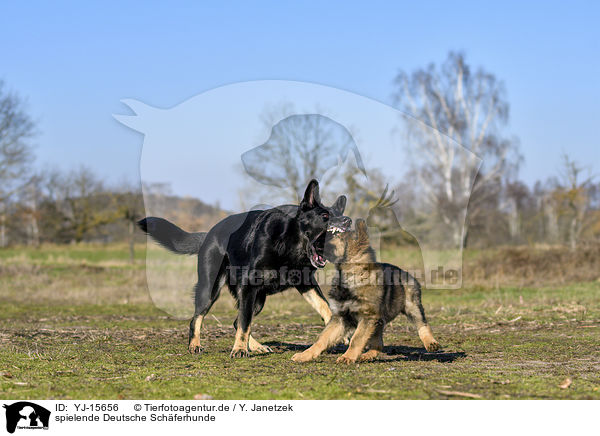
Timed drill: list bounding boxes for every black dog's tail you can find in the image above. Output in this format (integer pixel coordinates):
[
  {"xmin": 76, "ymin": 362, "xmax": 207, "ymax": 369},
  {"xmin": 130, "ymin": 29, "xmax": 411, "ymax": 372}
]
[{"xmin": 138, "ymin": 217, "xmax": 206, "ymax": 255}]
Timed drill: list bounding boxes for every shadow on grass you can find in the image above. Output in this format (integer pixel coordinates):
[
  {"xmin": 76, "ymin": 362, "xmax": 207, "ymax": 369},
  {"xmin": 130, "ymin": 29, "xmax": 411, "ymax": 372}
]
[
  {"xmin": 380, "ymin": 345, "xmax": 466, "ymax": 363},
  {"xmin": 264, "ymin": 341, "xmax": 466, "ymax": 363}
]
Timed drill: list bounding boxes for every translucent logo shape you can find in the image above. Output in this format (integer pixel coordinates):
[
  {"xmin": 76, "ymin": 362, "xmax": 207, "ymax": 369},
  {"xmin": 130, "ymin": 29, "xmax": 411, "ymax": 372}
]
[{"xmin": 115, "ymin": 80, "xmax": 480, "ymax": 319}]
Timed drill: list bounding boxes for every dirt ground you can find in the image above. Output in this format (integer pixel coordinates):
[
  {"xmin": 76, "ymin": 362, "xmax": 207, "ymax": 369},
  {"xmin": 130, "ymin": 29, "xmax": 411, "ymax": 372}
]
[{"xmin": 1, "ymin": 243, "xmax": 599, "ymax": 399}]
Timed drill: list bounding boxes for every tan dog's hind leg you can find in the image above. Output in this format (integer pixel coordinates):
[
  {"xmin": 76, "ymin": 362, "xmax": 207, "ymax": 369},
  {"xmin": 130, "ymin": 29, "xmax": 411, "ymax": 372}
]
[
  {"xmin": 405, "ymin": 299, "xmax": 440, "ymax": 352},
  {"xmin": 359, "ymin": 322, "xmax": 384, "ymax": 362},
  {"xmin": 292, "ymin": 317, "xmax": 345, "ymax": 362},
  {"xmin": 337, "ymin": 318, "xmax": 378, "ymax": 364},
  {"xmin": 418, "ymin": 325, "xmax": 440, "ymax": 352}
]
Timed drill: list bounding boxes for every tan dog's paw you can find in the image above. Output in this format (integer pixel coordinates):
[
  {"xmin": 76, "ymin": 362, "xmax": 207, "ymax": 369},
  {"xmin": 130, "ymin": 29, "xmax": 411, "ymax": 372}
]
[
  {"xmin": 359, "ymin": 350, "xmax": 380, "ymax": 362},
  {"xmin": 336, "ymin": 354, "xmax": 357, "ymax": 364},
  {"xmin": 292, "ymin": 351, "xmax": 315, "ymax": 363},
  {"xmin": 425, "ymin": 340, "xmax": 440, "ymax": 352},
  {"xmin": 230, "ymin": 348, "xmax": 249, "ymax": 358}
]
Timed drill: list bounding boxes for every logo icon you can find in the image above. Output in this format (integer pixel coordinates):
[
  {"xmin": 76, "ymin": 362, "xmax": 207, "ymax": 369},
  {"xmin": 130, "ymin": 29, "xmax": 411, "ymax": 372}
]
[
  {"xmin": 115, "ymin": 81, "xmax": 478, "ymax": 319},
  {"xmin": 3, "ymin": 402, "xmax": 50, "ymax": 433}
]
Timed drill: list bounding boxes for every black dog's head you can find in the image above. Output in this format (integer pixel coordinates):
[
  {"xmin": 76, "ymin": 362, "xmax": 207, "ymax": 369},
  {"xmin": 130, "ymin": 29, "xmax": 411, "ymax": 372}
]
[{"xmin": 297, "ymin": 179, "xmax": 352, "ymax": 268}]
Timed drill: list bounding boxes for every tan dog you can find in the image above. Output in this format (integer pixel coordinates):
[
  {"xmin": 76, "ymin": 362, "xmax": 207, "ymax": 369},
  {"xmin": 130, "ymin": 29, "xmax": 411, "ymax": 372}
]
[{"xmin": 292, "ymin": 219, "xmax": 440, "ymax": 364}]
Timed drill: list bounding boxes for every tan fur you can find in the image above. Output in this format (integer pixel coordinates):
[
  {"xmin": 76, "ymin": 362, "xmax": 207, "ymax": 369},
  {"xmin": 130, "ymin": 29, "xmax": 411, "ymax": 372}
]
[
  {"xmin": 301, "ymin": 288, "xmax": 333, "ymax": 324},
  {"xmin": 188, "ymin": 315, "xmax": 204, "ymax": 354},
  {"xmin": 359, "ymin": 349, "xmax": 381, "ymax": 362},
  {"xmin": 337, "ymin": 318, "xmax": 378, "ymax": 363},
  {"xmin": 230, "ymin": 326, "xmax": 251, "ymax": 358},
  {"xmin": 248, "ymin": 335, "xmax": 272, "ymax": 354},
  {"xmin": 292, "ymin": 318, "xmax": 345, "ymax": 362},
  {"xmin": 418, "ymin": 325, "xmax": 440, "ymax": 352},
  {"xmin": 292, "ymin": 219, "xmax": 440, "ymax": 364}
]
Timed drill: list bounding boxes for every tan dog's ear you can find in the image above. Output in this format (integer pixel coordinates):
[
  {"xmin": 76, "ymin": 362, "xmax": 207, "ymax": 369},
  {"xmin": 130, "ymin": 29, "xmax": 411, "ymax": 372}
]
[{"xmin": 355, "ymin": 219, "xmax": 369, "ymax": 244}]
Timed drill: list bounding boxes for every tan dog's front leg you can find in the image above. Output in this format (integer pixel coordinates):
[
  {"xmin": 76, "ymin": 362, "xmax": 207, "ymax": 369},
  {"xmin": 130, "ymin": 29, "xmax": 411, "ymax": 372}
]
[
  {"xmin": 337, "ymin": 318, "xmax": 377, "ymax": 364},
  {"xmin": 359, "ymin": 321, "xmax": 384, "ymax": 361},
  {"xmin": 292, "ymin": 317, "xmax": 345, "ymax": 362}
]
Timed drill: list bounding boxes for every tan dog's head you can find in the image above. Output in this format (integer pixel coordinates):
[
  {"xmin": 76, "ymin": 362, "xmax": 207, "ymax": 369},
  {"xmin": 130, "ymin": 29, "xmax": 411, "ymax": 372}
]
[{"xmin": 324, "ymin": 219, "xmax": 373, "ymax": 264}]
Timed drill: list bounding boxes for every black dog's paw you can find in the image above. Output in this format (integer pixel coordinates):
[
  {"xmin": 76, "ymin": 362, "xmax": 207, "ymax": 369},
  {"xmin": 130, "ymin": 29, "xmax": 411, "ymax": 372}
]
[
  {"xmin": 188, "ymin": 345, "xmax": 204, "ymax": 355},
  {"xmin": 249, "ymin": 343, "xmax": 273, "ymax": 354},
  {"xmin": 188, "ymin": 338, "xmax": 203, "ymax": 355},
  {"xmin": 230, "ymin": 348, "xmax": 249, "ymax": 358}
]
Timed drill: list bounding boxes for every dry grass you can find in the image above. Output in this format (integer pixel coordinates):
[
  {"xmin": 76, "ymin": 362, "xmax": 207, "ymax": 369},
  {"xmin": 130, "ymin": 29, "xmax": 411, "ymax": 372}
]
[{"xmin": 1, "ymin": 242, "xmax": 599, "ymax": 399}]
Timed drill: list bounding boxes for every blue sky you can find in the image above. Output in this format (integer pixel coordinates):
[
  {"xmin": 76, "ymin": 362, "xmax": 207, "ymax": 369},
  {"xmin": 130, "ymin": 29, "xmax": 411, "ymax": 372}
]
[{"xmin": 0, "ymin": 1, "xmax": 598, "ymax": 208}]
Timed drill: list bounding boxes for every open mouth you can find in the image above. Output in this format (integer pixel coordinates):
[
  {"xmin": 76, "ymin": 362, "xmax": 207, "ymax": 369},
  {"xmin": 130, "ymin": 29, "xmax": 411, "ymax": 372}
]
[{"xmin": 308, "ymin": 221, "xmax": 351, "ymax": 268}]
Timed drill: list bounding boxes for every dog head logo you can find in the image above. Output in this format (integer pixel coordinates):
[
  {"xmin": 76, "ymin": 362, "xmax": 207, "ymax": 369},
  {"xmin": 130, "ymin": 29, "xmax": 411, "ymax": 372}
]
[
  {"xmin": 3, "ymin": 402, "xmax": 50, "ymax": 433},
  {"xmin": 115, "ymin": 81, "xmax": 479, "ymax": 317}
]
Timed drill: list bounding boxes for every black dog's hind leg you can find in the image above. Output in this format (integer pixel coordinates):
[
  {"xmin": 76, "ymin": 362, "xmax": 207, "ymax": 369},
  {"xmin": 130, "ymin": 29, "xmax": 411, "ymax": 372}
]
[
  {"xmin": 188, "ymin": 278, "xmax": 220, "ymax": 354},
  {"xmin": 188, "ymin": 247, "xmax": 226, "ymax": 354},
  {"xmin": 232, "ymin": 291, "xmax": 272, "ymax": 354},
  {"xmin": 230, "ymin": 285, "xmax": 258, "ymax": 358}
]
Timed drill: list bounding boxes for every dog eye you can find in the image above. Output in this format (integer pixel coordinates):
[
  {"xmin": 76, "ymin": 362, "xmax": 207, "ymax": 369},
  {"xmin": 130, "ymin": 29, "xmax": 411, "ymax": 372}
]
[{"xmin": 321, "ymin": 213, "xmax": 329, "ymax": 219}]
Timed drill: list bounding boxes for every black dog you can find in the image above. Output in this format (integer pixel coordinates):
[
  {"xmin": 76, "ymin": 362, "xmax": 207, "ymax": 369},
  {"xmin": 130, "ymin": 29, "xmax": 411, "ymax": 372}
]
[{"xmin": 139, "ymin": 180, "xmax": 351, "ymax": 357}]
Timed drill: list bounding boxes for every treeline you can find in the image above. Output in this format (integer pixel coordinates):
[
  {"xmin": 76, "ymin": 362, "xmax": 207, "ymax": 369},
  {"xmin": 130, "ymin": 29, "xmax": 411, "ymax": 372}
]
[
  {"xmin": 2, "ymin": 52, "xmax": 599, "ymax": 254},
  {"xmin": 467, "ymin": 169, "xmax": 600, "ymax": 249},
  {"xmin": 1, "ymin": 165, "xmax": 227, "ymax": 252},
  {"xmin": 0, "ymin": 79, "xmax": 227, "ymax": 253},
  {"xmin": 458, "ymin": 168, "xmax": 600, "ymax": 249},
  {"xmin": 336, "ymin": 157, "xmax": 600, "ymax": 251}
]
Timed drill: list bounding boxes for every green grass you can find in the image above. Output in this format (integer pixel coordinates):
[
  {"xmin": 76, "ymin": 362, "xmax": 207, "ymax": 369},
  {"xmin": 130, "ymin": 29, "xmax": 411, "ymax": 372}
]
[{"xmin": 1, "ymin": 243, "xmax": 599, "ymax": 399}]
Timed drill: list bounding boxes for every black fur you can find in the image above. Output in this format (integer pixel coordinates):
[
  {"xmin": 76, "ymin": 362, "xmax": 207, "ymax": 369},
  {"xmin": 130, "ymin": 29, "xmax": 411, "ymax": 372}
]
[
  {"xmin": 138, "ymin": 217, "xmax": 206, "ymax": 255},
  {"xmin": 139, "ymin": 179, "xmax": 350, "ymax": 357}
]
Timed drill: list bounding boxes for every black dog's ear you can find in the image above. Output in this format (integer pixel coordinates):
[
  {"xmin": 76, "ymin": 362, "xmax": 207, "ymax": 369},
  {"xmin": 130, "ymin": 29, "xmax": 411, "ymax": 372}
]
[
  {"xmin": 355, "ymin": 219, "xmax": 369, "ymax": 243},
  {"xmin": 332, "ymin": 195, "xmax": 347, "ymax": 214},
  {"xmin": 300, "ymin": 179, "xmax": 320, "ymax": 210}
]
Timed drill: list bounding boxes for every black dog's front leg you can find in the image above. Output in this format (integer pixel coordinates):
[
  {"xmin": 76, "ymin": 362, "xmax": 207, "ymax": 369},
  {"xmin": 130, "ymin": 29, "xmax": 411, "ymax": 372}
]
[
  {"xmin": 230, "ymin": 285, "xmax": 257, "ymax": 358},
  {"xmin": 297, "ymin": 284, "xmax": 332, "ymax": 324}
]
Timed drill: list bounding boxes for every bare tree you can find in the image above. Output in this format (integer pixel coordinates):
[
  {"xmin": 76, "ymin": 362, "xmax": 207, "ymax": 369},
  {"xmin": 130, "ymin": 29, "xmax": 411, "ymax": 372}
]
[
  {"xmin": 540, "ymin": 181, "xmax": 560, "ymax": 244},
  {"xmin": 556, "ymin": 154, "xmax": 594, "ymax": 251},
  {"xmin": 503, "ymin": 180, "xmax": 530, "ymax": 243},
  {"xmin": 0, "ymin": 81, "xmax": 36, "ymax": 246},
  {"xmin": 18, "ymin": 173, "xmax": 43, "ymax": 247},
  {"xmin": 240, "ymin": 105, "xmax": 364, "ymax": 207},
  {"xmin": 393, "ymin": 52, "xmax": 520, "ymax": 247},
  {"xmin": 40, "ymin": 166, "xmax": 118, "ymax": 243},
  {"xmin": 114, "ymin": 181, "xmax": 144, "ymax": 263}
]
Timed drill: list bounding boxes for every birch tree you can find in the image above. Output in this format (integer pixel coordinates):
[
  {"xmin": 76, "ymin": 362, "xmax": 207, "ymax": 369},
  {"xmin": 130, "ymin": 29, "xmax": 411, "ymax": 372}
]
[
  {"xmin": 0, "ymin": 81, "xmax": 36, "ymax": 246},
  {"xmin": 393, "ymin": 52, "xmax": 520, "ymax": 247}
]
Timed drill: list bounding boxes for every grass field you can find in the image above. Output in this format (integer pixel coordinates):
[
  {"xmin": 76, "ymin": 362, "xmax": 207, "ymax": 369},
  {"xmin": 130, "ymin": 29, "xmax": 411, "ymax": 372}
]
[{"xmin": 1, "ymin": 243, "xmax": 599, "ymax": 400}]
